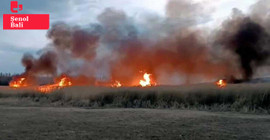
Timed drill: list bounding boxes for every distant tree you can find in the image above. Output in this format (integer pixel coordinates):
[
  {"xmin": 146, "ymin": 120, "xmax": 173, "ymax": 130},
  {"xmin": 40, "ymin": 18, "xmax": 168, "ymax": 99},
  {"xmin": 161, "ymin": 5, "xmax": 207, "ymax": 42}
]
[{"xmin": 0, "ymin": 73, "xmax": 14, "ymax": 86}]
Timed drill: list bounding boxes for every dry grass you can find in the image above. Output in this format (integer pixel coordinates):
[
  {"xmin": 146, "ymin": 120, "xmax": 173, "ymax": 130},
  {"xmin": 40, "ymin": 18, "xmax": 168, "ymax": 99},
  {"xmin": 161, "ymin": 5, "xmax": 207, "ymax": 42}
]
[
  {"xmin": 1, "ymin": 83, "xmax": 270, "ymax": 113},
  {"xmin": 1, "ymin": 107, "xmax": 270, "ymax": 140}
]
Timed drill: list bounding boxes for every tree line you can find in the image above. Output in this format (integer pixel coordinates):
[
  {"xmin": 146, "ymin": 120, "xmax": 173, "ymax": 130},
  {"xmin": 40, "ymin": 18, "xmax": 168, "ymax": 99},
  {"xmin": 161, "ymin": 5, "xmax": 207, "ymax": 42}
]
[{"xmin": 0, "ymin": 73, "xmax": 18, "ymax": 86}]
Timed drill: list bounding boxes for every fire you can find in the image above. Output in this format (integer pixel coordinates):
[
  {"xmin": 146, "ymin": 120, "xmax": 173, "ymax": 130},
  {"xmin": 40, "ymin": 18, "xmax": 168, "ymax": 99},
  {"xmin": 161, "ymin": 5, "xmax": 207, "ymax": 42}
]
[
  {"xmin": 9, "ymin": 77, "xmax": 27, "ymax": 88},
  {"xmin": 111, "ymin": 80, "xmax": 122, "ymax": 88},
  {"xmin": 216, "ymin": 79, "xmax": 227, "ymax": 88},
  {"xmin": 37, "ymin": 84, "xmax": 58, "ymax": 93},
  {"xmin": 37, "ymin": 75, "xmax": 72, "ymax": 93},
  {"xmin": 140, "ymin": 73, "xmax": 152, "ymax": 87},
  {"xmin": 58, "ymin": 76, "xmax": 72, "ymax": 87}
]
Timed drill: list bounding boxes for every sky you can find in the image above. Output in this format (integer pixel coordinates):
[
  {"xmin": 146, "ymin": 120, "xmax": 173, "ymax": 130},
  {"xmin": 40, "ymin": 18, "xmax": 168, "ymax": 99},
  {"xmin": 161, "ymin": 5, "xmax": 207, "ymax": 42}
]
[{"xmin": 0, "ymin": 0, "xmax": 258, "ymax": 74}]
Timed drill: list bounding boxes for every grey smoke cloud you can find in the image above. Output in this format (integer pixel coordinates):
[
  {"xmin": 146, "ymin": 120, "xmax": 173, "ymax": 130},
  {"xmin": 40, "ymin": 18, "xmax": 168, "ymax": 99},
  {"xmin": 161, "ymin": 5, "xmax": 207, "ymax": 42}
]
[{"xmin": 18, "ymin": 0, "xmax": 270, "ymax": 85}]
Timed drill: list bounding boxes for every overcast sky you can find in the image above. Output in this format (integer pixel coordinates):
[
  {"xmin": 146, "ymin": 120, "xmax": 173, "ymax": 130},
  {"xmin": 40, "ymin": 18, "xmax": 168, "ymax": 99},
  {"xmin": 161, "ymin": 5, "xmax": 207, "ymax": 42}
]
[{"xmin": 0, "ymin": 0, "xmax": 257, "ymax": 74}]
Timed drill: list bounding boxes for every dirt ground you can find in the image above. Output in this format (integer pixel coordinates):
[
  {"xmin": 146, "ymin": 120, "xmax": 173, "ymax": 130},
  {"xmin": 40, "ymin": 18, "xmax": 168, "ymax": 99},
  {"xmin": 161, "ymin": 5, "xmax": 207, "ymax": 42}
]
[{"xmin": 0, "ymin": 106, "xmax": 270, "ymax": 140}]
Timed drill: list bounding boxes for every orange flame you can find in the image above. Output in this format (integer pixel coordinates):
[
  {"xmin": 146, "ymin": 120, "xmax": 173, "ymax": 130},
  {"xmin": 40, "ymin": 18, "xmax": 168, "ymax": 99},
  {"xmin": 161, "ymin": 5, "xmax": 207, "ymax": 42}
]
[
  {"xmin": 37, "ymin": 84, "xmax": 58, "ymax": 93},
  {"xmin": 9, "ymin": 77, "xmax": 27, "ymax": 88},
  {"xmin": 58, "ymin": 76, "xmax": 72, "ymax": 87},
  {"xmin": 216, "ymin": 79, "xmax": 227, "ymax": 88},
  {"xmin": 140, "ymin": 73, "xmax": 152, "ymax": 87},
  {"xmin": 37, "ymin": 75, "xmax": 72, "ymax": 93},
  {"xmin": 111, "ymin": 80, "xmax": 122, "ymax": 88}
]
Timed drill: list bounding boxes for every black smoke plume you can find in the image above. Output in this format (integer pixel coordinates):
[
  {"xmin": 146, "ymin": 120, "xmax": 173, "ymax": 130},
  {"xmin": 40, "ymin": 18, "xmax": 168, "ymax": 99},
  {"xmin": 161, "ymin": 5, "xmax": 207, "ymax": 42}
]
[
  {"xmin": 216, "ymin": 2, "xmax": 270, "ymax": 81},
  {"xmin": 233, "ymin": 19, "xmax": 269, "ymax": 80}
]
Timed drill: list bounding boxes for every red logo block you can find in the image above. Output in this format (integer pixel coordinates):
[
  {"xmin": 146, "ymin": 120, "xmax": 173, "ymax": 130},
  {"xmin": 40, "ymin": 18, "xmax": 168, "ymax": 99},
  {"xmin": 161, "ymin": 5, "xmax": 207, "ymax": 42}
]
[
  {"xmin": 3, "ymin": 14, "xmax": 50, "ymax": 30},
  {"xmin": 10, "ymin": 1, "xmax": 23, "ymax": 13}
]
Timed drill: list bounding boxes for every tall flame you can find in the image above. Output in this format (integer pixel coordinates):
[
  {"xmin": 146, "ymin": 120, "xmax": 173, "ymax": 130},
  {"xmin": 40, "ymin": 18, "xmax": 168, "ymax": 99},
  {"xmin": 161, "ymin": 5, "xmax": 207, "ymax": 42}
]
[{"xmin": 140, "ymin": 73, "xmax": 151, "ymax": 87}]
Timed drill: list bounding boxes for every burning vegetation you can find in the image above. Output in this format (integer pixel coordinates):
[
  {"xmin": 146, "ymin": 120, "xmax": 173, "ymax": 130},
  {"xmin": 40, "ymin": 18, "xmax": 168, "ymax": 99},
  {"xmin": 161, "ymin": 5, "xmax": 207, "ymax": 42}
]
[
  {"xmin": 9, "ymin": 72, "xmax": 158, "ymax": 93},
  {"xmin": 216, "ymin": 79, "xmax": 227, "ymax": 88},
  {"xmin": 9, "ymin": 77, "xmax": 26, "ymax": 88},
  {"xmin": 37, "ymin": 75, "xmax": 72, "ymax": 93},
  {"xmin": 111, "ymin": 81, "xmax": 122, "ymax": 88},
  {"xmin": 8, "ymin": 0, "xmax": 270, "ymax": 92},
  {"xmin": 139, "ymin": 73, "xmax": 156, "ymax": 87},
  {"xmin": 9, "ymin": 75, "xmax": 72, "ymax": 93},
  {"xmin": 9, "ymin": 75, "xmax": 36, "ymax": 88}
]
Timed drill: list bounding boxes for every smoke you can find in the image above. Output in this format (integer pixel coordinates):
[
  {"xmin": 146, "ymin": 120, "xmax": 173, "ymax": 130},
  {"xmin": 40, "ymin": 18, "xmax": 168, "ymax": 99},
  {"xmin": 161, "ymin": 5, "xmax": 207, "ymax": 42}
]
[
  {"xmin": 18, "ymin": 0, "xmax": 270, "ymax": 85},
  {"xmin": 231, "ymin": 19, "xmax": 269, "ymax": 80},
  {"xmin": 22, "ymin": 51, "xmax": 58, "ymax": 76},
  {"xmin": 215, "ymin": 0, "xmax": 270, "ymax": 81}
]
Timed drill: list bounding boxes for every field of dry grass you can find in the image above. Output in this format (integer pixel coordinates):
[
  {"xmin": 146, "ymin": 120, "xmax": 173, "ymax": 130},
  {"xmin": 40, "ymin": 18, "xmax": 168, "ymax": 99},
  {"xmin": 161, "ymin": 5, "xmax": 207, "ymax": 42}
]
[
  {"xmin": 1, "ymin": 83, "xmax": 270, "ymax": 139},
  {"xmin": 1, "ymin": 83, "xmax": 270, "ymax": 113},
  {"xmin": 1, "ymin": 106, "xmax": 270, "ymax": 140}
]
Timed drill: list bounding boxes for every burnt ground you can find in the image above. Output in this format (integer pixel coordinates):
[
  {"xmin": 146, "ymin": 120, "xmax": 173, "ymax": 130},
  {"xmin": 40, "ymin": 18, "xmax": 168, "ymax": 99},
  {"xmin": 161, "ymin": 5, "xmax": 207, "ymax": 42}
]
[{"xmin": 0, "ymin": 105, "xmax": 270, "ymax": 140}]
